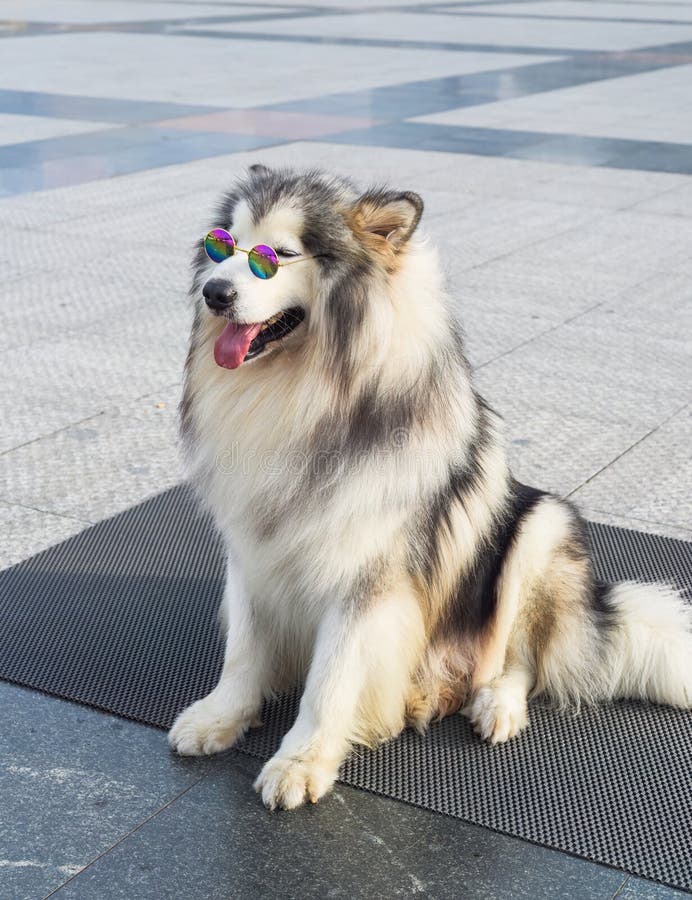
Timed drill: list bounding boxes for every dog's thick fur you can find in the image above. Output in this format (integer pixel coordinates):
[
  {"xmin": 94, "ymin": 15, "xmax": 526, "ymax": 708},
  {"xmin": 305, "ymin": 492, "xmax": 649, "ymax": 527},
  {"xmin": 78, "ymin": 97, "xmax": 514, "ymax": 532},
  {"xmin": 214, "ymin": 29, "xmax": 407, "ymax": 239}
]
[{"xmin": 169, "ymin": 165, "xmax": 692, "ymax": 810}]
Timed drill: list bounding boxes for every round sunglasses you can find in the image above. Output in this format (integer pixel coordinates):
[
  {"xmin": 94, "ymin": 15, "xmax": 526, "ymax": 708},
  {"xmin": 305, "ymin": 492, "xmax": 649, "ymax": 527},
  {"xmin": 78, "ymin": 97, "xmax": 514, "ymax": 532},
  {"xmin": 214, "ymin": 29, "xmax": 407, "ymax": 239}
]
[{"xmin": 204, "ymin": 228, "xmax": 315, "ymax": 280}]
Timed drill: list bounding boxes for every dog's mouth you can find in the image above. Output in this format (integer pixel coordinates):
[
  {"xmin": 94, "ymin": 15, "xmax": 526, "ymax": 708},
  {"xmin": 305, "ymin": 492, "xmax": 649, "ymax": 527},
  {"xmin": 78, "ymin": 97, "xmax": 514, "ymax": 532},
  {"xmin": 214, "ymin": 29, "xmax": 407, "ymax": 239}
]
[{"xmin": 213, "ymin": 307, "xmax": 305, "ymax": 370}]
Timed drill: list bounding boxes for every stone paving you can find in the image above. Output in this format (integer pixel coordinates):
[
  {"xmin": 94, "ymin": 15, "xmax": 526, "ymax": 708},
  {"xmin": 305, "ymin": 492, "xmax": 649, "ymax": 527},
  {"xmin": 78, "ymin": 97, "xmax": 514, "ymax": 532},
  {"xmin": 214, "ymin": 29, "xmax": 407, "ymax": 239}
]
[{"xmin": 0, "ymin": 1, "xmax": 691, "ymax": 897}]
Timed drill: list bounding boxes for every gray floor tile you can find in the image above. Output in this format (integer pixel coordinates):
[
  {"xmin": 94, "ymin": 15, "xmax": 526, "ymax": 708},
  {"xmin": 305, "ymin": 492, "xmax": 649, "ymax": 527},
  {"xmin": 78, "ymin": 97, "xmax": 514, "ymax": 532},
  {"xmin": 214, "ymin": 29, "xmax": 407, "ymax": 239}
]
[
  {"xmin": 590, "ymin": 272, "xmax": 692, "ymax": 342},
  {"xmin": 474, "ymin": 314, "xmax": 690, "ymax": 500},
  {"xmin": 0, "ymin": 246, "xmax": 190, "ymax": 353},
  {"xmin": 494, "ymin": 207, "xmax": 692, "ymax": 287},
  {"xmin": 0, "ymin": 225, "xmax": 87, "ymax": 284},
  {"xmin": 426, "ymin": 196, "xmax": 595, "ymax": 271},
  {"xmin": 0, "ymin": 33, "xmax": 533, "ymax": 108},
  {"xmin": 571, "ymin": 406, "xmax": 691, "ymax": 532},
  {"xmin": 0, "ymin": 301, "xmax": 189, "ymax": 453},
  {"xmin": 479, "ymin": 298, "xmax": 690, "ymax": 420},
  {"xmin": 206, "ymin": 7, "xmax": 692, "ymax": 52},
  {"xmin": 616, "ymin": 875, "xmax": 692, "ymax": 898},
  {"xmin": 52, "ymin": 750, "xmax": 626, "ymax": 900},
  {"xmin": 0, "ymin": 0, "xmax": 249, "ymax": 25},
  {"xmin": 578, "ymin": 506, "xmax": 692, "ymax": 543},
  {"xmin": 477, "ymin": 394, "xmax": 648, "ymax": 498},
  {"xmin": 0, "ymin": 683, "xmax": 203, "ymax": 900},
  {"xmin": 0, "ymin": 113, "xmax": 117, "ymax": 148},
  {"xmin": 0, "ymin": 385, "xmax": 183, "ymax": 524},
  {"xmin": 631, "ymin": 181, "xmax": 692, "ymax": 218},
  {"xmin": 0, "ymin": 501, "xmax": 89, "ymax": 571}
]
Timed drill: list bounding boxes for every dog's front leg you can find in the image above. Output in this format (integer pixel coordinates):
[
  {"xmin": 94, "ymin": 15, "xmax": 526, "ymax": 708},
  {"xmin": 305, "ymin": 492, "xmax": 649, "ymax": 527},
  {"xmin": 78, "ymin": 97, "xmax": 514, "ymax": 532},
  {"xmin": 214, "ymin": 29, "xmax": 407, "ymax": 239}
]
[
  {"xmin": 168, "ymin": 562, "xmax": 269, "ymax": 756},
  {"xmin": 255, "ymin": 588, "xmax": 423, "ymax": 810}
]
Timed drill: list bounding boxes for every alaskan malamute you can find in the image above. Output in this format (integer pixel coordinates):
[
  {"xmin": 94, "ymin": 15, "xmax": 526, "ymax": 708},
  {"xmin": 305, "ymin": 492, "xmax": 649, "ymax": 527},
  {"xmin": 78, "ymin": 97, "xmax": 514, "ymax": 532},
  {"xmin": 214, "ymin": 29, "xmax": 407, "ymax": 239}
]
[{"xmin": 169, "ymin": 165, "xmax": 692, "ymax": 810}]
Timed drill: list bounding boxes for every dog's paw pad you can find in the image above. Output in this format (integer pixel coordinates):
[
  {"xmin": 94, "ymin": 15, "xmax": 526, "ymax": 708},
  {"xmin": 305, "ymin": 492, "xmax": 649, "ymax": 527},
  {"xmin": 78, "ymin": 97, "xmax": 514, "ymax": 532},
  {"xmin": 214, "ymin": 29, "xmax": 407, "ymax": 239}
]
[
  {"xmin": 253, "ymin": 755, "xmax": 336, "ymax": 810},
  {"xmin": 168, "ymin": 696, "xmax": 246, "ymax": 757},
  {"xmin": 465, "ymin": 686, "xmax": 528, "ymax": 744}
]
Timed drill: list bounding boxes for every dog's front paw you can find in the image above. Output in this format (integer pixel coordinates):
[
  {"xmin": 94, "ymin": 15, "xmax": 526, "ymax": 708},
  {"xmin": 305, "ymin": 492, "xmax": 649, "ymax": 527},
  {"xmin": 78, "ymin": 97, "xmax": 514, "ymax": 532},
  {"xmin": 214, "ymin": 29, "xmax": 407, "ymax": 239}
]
[
  {"xmin": 168, "ymin": 694, "xmax": 251, "ymax": 757},
  {"xmin": 254, "ymin": 754, "xmax": 338, "ymax": 810},
  {"xmin": 464, "ymin": 685, "xmax": 528, "ymax": 744}
]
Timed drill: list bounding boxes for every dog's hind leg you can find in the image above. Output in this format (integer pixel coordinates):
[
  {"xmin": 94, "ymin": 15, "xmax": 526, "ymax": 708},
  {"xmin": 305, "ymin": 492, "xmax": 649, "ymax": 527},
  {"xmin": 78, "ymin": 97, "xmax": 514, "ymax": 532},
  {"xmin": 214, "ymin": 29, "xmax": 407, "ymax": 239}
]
[
  {"xmin": 465, "ymin": 496, "xmax": 577, "ymax": 743},
  {"xmin": 168, "ymin": 560, "xmax": 270, "ymax": 756},
  {"xmin": 254, "ymin": 577, "xmax": 425, "ymax": 810}
]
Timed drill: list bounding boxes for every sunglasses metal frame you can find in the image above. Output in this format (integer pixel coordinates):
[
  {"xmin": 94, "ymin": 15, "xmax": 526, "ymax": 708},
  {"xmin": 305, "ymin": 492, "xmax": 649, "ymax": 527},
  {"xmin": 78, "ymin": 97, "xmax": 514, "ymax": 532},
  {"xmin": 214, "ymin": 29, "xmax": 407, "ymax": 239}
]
[{"xmin": 204, "ymin": 228, "xmax": 318, "ymax": 278}]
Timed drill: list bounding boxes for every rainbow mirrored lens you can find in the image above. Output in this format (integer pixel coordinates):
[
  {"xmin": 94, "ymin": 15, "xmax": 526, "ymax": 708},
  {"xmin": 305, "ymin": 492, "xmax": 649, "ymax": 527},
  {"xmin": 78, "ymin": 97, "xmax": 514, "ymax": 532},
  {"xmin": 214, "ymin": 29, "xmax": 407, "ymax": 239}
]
[
  {"xmin": 248, "ymin": 245, "xmax": 279, "ymax": 279},
  {"xmin": 204, "ymin": 228, "xmax": 235, "ymax": 263}
]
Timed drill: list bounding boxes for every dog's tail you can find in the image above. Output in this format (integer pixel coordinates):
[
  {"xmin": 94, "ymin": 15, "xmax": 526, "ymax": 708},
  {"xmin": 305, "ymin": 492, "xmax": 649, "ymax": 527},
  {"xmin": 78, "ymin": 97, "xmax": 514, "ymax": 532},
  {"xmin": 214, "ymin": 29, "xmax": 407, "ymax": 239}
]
[
  {"xmin": 540, "ymin": 581, "xmax": 692, "ymax": 709},
  {"xmin": 597, "ymin": 582, "xmax": 692, "ymax": 706}
]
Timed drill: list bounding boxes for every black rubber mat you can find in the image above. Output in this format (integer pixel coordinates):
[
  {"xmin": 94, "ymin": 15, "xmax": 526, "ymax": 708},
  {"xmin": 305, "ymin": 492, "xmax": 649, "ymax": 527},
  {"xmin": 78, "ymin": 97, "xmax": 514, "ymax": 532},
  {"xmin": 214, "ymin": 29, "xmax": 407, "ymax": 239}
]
[{"xmin": 1, "ymin": 484, "xmax": 690, "ymax": 890}]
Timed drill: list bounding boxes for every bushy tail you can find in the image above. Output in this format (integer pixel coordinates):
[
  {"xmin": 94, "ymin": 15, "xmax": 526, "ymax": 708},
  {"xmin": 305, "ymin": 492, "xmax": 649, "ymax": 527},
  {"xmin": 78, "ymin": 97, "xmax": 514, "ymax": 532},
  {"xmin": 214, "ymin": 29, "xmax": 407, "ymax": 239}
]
[
  {"xmin": 538, "ymin": 581, "xmax": 692, "ymax": 710},
  {"xmin": 597, "ymin": 582, "xmax": 692, "ymax": 707}
]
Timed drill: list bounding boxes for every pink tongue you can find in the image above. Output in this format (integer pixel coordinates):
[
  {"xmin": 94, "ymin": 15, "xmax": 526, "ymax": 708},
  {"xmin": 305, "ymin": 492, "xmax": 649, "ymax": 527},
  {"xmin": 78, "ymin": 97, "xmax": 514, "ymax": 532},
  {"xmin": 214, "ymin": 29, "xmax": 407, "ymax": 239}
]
[{"xmin": 214, "ymin": 321, "xmax": 263, "ymax": 369}]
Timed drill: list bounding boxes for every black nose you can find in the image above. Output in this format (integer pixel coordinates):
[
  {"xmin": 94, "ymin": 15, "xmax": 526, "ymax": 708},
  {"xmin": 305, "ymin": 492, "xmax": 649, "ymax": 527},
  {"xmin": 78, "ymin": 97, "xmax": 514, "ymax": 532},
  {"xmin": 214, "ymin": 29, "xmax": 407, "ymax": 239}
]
[{"xmin": 203, "ymin": 279, "xmax": 238, "ymax": 312}]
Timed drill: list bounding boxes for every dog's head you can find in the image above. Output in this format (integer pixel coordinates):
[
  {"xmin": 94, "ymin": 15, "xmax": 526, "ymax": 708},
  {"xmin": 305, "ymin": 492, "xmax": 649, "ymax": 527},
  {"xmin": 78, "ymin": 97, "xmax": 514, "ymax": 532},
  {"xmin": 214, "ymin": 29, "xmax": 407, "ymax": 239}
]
[{"xmin": 192, "ymin": 165, "xmax": 423, "ymax": 370}]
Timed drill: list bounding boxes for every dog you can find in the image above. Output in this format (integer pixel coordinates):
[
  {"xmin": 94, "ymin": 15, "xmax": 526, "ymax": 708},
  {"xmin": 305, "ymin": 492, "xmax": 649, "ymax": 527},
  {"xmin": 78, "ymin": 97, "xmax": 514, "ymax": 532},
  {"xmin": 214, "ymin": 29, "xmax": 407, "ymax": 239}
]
[{"xmin": 168, "ymin": 164, "xmax": 692, "ymax": 810}]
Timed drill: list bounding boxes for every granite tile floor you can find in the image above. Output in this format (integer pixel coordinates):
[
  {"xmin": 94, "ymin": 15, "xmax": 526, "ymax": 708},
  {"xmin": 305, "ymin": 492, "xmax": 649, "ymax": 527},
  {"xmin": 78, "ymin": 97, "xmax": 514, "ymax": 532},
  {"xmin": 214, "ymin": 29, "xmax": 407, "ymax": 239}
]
[{"xmin": 1, "ymin": 0, "xmax": 691, "ymax": 897}]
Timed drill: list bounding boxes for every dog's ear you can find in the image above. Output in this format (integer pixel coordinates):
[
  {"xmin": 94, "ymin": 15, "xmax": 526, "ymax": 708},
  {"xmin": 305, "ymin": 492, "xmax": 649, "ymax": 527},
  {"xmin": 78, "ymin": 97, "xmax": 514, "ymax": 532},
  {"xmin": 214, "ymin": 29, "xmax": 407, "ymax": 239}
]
[
  {"xmin": 248, "ymin": 163, "xmax": 271, "ymax": 177},
  {"xmin": 350, "ymin": 190, "xmax": 424, "ymax": 256}
]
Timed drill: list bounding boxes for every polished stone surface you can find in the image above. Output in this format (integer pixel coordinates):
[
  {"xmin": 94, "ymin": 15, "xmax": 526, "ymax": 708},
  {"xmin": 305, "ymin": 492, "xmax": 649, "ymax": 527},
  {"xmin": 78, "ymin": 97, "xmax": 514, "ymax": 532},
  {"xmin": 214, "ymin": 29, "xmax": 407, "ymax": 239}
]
[
  {"xmin": 1, "ymin": 1, "xmax": 691, "ymax": 896},
  {"xmin": 0, "ymin": 682, "xmax": 657, "ymax": 900}
]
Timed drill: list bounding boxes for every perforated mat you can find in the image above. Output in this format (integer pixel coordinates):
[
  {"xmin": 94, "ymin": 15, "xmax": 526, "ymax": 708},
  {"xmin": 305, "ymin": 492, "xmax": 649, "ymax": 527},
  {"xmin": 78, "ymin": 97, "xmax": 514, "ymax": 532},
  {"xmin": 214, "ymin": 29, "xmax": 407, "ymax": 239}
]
[{"xmin": 0, "ymin": 485, "xmax": 690, "ymax": 890}]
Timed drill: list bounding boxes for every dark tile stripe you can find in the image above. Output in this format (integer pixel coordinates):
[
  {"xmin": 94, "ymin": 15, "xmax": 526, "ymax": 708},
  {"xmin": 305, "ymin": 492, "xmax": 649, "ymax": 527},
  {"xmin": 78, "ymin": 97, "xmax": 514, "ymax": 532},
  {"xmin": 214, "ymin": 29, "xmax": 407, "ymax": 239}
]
[
  {"xmin": 264, "ymin": 53, "xmax": 689, "ymax": 120},
  {"xmin": 167, "ymin": 26, "xmax": 584, "ymax": 56},
  {"xmin": 434, "ymin": 8, "xmax": 692, "ymax": 26},
  {"xmin": 0, "ymin": 89, "xmax": 223, "ymax": 123},
  {"xmin": 0, "ymin": 124, "xmax": 280, "ymax": 168},
  {"xmin": 318, "ymin": 121, "xmax": 692, "ymax": 175},
  {"xmin": 0, "ymin": 129, "xmax": 284, "ymax": 198}
]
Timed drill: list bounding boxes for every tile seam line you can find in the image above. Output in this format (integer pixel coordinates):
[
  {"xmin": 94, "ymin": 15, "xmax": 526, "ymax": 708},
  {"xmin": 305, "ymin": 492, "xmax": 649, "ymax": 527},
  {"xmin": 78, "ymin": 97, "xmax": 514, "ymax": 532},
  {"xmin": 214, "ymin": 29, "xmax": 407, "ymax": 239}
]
[
  {"xmin": 161, "ymin": 27, "xmax": 579, "ymax": 55},
  {"xmin": 0, "ymin": 499, "xmax": 92, "ymax": 526},
  {"xmin": 564, "ymin": 402, "xmax": 690, "ymax": 499},
  {"xmin": 0, "ymin": 9, "xmax": 334, "ymax": 35},
  {"xmin": 429, "ymin": 10, "xmax": 692, "ymax": 26},
  {"xmin": 0, "ymin": 3, "xmax": 448, "ymax": 39},
  {"xmin": 0, "ymin": 412, "xmax": 107, "ymax": 459},
  {"xmin": 451, "ymin": 205, "xmax": 618, "ymax": 287},
  {"xmin": 609, "ymin": 874, "xmax": 631, "ymax": 900},
  {"xmin": 621, "ymin": 181, "xmax": 692, "ymax": 214},
  {"xmin": 473, "ymin": 267, "xmax": 667, "ymax": 372},
  {"xmin": 1, "ymin": 0, "xmax": 530, "ymax": 33},
  {"xmin": 580, "ymin": 506, "xmax": 692, "ymax": 537},
  {"xmin": 41, "ymin": 777, "xmax": 204, "ymax": 900},
  {"xmin": 0, "ymin": 379, "xmax": 183, "ymax": 458},
  {"xmin": 474, "ymin": 300, "xmax": 605, "ymax": 371}
]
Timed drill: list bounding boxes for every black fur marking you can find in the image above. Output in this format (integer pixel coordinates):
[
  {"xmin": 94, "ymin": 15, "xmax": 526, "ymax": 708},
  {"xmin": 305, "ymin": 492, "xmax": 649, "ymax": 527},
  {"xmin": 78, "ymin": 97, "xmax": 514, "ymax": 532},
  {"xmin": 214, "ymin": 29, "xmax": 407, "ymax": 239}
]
[
  {"xmin": 561, "ymin": 502, "xmax": 620, "ymax": 634},
  {"xmin": 347, "ymin": 556, "xmax": 390, "ymax": 615},
  {"xmin": 449, "ymin": 480, "xmax": 546, "ymax": 635},
  {"xmin": 591, "ymin": 580, "xmax": 619, "ymax": 632},
  {"xmin": 420, "ymin": 476, "xmax": 547, "ymax": 638},
  {"xmin": 416, "ymin": 449, "xmax": 488, "ymax": 587},
  {"xmin": 337, "ymin": 365, "xmax": 441, "ymax": 455},
  {"xmin": 252, "ymin": 357, "xmax": 448, "ymax": 542},
  {"xmin": 325, "ymin": 258, "xmax": 370, "ymax": 338}
]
